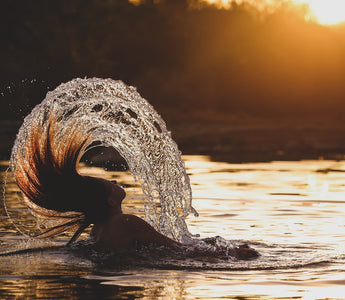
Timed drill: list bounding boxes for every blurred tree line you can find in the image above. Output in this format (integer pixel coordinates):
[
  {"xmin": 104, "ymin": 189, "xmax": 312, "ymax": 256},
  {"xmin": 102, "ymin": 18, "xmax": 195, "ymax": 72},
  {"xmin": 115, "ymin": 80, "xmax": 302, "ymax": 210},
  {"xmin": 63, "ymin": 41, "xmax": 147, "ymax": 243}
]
[{"xmin": 1, "ymin": 0, "xmax": 345, "ymax": 122}]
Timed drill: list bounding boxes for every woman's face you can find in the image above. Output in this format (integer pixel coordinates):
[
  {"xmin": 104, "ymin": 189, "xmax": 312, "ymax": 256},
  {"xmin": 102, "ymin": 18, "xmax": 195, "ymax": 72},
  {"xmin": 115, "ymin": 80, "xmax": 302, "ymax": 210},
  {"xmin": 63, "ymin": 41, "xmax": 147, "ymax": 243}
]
[
  {"xmin": 89, "ymin": 177, "xmax": 126, "ymax": 215},
  {"xmin": 107, "ymin": 180, "xmax": 126, "ymax": 212}
]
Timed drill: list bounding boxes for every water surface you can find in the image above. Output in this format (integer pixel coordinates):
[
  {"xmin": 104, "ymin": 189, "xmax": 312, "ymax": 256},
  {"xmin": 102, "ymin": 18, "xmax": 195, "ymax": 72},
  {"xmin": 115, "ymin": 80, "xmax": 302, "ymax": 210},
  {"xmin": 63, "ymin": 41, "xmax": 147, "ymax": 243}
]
[{"xmin": 1, "ymin": 156, "xmax": 345, "ymax": 299}]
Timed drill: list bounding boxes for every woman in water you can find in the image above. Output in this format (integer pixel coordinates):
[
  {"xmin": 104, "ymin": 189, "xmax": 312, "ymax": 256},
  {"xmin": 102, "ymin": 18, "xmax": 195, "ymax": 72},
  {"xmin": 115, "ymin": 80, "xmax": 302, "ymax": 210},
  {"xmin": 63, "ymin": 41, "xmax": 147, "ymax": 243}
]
[
  {"xmin": 89, "ymin": 177, "xmax": 258, "ymax": 259},
  {"xmin": 11, "ymin": 113, "xmax": 258, "ymax": 260}
]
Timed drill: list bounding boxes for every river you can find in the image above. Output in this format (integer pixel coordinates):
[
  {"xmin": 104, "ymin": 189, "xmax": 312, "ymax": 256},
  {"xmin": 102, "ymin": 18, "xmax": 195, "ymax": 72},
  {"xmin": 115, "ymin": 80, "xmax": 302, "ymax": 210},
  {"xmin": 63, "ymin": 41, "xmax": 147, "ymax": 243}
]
[{"xmin": 1, "ymin": 155, "xmax": 345, "ymax": 299}]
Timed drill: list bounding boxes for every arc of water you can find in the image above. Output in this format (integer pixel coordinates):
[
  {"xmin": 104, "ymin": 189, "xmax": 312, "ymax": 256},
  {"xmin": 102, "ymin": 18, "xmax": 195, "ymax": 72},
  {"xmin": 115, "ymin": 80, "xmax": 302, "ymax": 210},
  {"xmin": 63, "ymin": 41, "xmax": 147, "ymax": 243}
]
[{"xmin": 10, "ymin": 78, "xmax": 197, "ymax": 242}]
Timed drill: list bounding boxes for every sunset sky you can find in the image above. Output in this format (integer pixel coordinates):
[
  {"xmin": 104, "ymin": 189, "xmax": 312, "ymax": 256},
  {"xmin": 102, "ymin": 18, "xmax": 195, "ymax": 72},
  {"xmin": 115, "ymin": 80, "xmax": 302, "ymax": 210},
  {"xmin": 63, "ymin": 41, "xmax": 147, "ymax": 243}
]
[
  {"xmin": 1, "ymin": 0, "xmax": 345, "ymax": 124},
  {"xmin": 131, "ymin": 0, "xmax": 345, "ymax": 25}
]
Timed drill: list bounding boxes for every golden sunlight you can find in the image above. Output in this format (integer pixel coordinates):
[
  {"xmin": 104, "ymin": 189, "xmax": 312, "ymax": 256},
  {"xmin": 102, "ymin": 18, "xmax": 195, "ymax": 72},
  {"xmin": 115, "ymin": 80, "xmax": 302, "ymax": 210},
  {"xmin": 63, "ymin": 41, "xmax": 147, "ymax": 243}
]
[
  {"xmin": 294, "ymin": 0, "xmax": 345, "ymax": 25},
  {"xmin": 201, "ymin": 0, "xmax": 345, "ymax": 25}
]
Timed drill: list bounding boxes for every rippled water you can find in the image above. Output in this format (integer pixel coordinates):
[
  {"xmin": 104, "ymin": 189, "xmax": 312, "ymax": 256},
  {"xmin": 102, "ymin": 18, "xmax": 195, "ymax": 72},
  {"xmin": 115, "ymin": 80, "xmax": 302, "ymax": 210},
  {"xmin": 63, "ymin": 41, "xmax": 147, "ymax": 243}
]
[{"xmin": 1, "ymin": 156, "xmax": 345, "ymax": 299}]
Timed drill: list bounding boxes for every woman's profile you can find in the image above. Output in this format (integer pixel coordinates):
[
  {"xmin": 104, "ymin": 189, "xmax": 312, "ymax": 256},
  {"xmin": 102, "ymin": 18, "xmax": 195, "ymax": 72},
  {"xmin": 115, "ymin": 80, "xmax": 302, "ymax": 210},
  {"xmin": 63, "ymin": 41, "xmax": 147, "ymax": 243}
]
[{"xmin": 10, "ymin": 79, "xmax": 259, "ymax": 260}]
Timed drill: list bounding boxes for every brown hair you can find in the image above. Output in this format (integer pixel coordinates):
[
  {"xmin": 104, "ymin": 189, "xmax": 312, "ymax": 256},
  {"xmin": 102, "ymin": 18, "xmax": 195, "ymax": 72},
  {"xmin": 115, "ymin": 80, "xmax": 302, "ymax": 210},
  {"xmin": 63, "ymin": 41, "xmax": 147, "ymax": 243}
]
[{"xmin": 11, "ymin": 115, "xmax": 110, "ymax": 243}]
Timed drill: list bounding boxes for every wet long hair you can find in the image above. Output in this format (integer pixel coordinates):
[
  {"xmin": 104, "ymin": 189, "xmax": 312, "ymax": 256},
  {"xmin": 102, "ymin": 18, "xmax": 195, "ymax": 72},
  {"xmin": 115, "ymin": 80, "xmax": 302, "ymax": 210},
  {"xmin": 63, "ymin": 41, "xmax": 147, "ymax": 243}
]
[{"xmin": 11, "ymin": 115, "xmax": 110, "ymax": 244}]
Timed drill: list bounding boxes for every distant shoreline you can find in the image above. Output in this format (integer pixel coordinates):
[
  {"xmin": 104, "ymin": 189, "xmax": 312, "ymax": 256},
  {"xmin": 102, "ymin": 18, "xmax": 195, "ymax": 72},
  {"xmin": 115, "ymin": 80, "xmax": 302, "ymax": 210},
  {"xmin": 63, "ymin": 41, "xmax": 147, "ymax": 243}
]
[{"xmin": 2, "ymin": 119, "xmax": 345, "ymax": 163}]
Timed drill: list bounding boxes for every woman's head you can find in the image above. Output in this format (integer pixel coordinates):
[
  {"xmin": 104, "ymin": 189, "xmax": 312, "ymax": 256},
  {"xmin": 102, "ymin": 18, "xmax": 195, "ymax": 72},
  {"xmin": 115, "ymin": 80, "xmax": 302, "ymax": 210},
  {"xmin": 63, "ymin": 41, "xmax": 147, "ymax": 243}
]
[
  {"xmin": 91, "ymin": 177, "xmax": 126, "ymax": 216},
  {"xmin": 63, "ymin": 176, "xmax": 125, "ymax": 223}
]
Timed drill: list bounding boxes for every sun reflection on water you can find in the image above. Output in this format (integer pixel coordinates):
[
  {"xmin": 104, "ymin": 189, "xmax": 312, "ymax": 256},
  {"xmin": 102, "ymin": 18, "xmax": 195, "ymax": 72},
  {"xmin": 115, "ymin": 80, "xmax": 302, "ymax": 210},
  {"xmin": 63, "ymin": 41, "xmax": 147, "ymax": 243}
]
[
  {"xmin": 184, "ymin": 156, "xmax": 345, "ymax": 248},
  {"xmin": 2, "ymin": 156, "xmax": 345, "ymax": 299}
]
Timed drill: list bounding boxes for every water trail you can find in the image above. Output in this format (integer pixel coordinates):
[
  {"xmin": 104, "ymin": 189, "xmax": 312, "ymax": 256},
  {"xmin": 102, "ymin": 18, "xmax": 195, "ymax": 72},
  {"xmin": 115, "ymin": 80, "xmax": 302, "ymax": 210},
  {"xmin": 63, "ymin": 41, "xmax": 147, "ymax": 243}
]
[
  {"xmin": 2, "ymin": 167, "xmax": 31, "ymax": 239},
  {"xmin": 10, "ymin": 78, "xmax": 197, "ymax": 242}
]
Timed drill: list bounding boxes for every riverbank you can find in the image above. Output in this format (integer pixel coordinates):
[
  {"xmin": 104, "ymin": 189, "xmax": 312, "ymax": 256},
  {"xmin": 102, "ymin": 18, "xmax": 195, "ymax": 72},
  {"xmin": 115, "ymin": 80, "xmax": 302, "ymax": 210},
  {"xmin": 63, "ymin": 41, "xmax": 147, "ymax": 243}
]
[
  {"xmin": 167, "ymin": 113, "xmax": 345, "ymax": 162},
  {"xmin": 1, "ymin": 115, "xmax": 345, "ymax": 163}
]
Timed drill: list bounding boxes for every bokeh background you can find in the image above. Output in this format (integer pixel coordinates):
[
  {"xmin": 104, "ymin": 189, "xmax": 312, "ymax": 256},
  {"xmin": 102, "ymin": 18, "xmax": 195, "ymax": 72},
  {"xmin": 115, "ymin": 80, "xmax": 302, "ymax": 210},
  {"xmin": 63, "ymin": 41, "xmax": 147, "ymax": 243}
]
[{"xmin": 1, "ymin": 0, "xmax": 345, "ymax": 161}]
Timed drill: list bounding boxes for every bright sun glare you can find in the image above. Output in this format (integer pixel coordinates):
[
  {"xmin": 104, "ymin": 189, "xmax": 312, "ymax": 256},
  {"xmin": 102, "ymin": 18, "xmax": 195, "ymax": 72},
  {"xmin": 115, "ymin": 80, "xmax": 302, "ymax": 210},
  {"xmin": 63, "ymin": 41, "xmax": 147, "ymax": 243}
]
[
  {"xmin": 203, "ymin": 0, "xmax": 345, "ymax": 25},
  {"xmin": 295, "ymin": 0, "xmax": 345, "ymax": 25}
]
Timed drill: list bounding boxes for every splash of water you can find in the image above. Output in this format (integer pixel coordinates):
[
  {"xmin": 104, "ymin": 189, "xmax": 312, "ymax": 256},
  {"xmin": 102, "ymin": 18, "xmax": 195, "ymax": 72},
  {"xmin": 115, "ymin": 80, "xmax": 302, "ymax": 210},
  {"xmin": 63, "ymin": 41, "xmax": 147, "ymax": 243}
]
[{"xmin": 10, "ymin": 78, "xmax": 197, "ymax": 242}]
